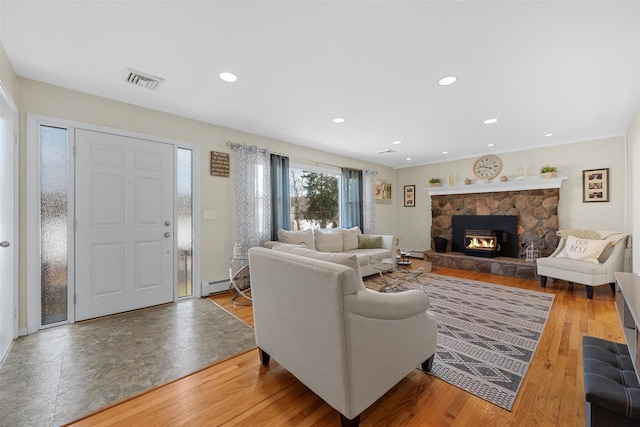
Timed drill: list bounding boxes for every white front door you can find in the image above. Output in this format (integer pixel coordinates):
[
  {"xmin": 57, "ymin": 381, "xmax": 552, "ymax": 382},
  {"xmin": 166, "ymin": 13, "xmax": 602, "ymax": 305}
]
[
  {"xmin": 0, "ymin": 85, "xmax": 17, "ymax": 359},
  {"xmin": 75, "ymin": 129, "xmax": 175, "ymax": 321}
]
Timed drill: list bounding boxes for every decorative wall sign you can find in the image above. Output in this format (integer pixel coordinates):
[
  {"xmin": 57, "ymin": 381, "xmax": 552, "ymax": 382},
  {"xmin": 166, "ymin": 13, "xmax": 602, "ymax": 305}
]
[
  {"xmin": 375, "ymin": 180, "xmax": 392, "ymax": 204},
  {"xmin": 404, "ymin": 185, "xmax": 415, "ymax": 207},
  {"xmin": 583, "ymin": 168, "xmax": 609, "ymax": 202},
  {"xmin": 211, "ymin": 151, "xmax": 230, "ymax": 177}
]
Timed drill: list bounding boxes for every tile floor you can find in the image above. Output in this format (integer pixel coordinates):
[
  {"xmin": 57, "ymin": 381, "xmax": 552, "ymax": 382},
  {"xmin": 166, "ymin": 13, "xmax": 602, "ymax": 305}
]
[{"xmin": 0, "ymin": 298, "xmax": 256, "ymax": 426}]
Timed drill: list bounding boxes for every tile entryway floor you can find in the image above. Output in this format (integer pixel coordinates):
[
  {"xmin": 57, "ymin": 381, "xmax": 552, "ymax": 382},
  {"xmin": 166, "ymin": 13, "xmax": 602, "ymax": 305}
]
[{"xmin": 0, "ymin": 299, "xmax": 255, "ymax": 426}]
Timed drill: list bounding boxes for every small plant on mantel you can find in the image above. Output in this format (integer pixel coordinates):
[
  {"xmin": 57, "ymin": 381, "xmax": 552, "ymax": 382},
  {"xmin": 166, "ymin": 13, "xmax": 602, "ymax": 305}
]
[
  {"xmin": 428, "ymin": 177, "xmax": 441, "ymax": 186},
  {"xmin": 540, "ymin": 165, "xmax": 557, "ymax": 178}
]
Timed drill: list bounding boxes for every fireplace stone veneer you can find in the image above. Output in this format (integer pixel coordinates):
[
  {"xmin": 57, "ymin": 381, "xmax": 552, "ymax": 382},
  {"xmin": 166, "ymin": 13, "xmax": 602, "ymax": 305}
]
[{"xmin": 431, "ymin": 188, "xmax": 560, "ymax": 259}]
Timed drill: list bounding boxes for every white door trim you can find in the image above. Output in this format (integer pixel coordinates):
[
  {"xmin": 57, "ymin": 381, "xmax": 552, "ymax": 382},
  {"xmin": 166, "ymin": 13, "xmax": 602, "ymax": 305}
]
[
  {"xmin": 0, "ymin": 81, "xmax": 19, "ymax": 348},
  {"xmin": 26, "ymin": 113, "xmax": 201, "ymax": 333}
]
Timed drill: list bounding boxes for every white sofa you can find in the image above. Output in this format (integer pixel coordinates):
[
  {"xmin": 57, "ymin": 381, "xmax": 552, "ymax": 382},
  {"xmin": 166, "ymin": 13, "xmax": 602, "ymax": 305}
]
[
  {"xmin": 264, "ymin": 227, "xmax": 396, "ymax": 277},
  {"xmin": 536, "ymin": 230, "xmax": 628, "ymax": 299},
  {"xmin": 248, "ymin": 246, "xmax": 437, "ymax": 426}
]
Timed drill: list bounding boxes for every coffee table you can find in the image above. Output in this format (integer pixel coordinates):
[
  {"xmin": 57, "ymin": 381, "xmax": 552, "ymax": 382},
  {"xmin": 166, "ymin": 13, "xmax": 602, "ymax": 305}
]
[{"xmin": 368, "ymin": 258, "xmax": 426, "ymax": 293}]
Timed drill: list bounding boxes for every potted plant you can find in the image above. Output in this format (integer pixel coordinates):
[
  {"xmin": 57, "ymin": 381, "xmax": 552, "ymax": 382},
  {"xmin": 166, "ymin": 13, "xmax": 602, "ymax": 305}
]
[
  {"xmin": 428, "ymin": 177, "xmax": 441, "ymax": 187},
  {"xmin": 540, "ymin": 165, "xmax": 557, "ymax": 178}
]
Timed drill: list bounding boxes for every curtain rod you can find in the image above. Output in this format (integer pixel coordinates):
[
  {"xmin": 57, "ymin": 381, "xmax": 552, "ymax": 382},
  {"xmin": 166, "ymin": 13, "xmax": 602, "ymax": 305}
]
[{"xmin": 226, "ymin": 140, "xmax": 376, "ymax": 173}]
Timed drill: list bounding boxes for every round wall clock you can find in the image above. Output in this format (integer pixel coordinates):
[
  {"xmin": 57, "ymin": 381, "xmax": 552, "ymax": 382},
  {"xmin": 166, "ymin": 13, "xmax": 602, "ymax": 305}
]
[{"xmin": 473, "ymin": 154, "xmax": 502, "ymax": 180}]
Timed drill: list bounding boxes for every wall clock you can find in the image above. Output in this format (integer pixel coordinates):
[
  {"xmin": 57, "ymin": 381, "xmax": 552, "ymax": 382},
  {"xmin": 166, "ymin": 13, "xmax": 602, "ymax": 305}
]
[{"xmin": 473, "ymin": 154, "xmax": 502, "ymax": 180}]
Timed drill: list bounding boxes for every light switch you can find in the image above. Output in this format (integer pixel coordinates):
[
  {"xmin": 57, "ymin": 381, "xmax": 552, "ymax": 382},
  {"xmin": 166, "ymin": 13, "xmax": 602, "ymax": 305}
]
[{"xmin": 204, "ymin": 210, "xmax": 217, "ymax": 221}]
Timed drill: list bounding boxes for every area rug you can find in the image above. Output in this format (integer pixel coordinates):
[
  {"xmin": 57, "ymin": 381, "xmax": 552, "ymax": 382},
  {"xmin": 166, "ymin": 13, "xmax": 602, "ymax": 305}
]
[
  {"xmin": 0, "ymin": 298, "xmax": 256, "ymax": 426},
  {"xmin": 364, "ymin": 272, "xmax": 554, "ymax": 411}
]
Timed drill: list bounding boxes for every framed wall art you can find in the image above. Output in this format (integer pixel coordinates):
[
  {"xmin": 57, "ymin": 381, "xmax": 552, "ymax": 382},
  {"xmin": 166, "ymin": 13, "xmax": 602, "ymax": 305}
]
[
  {"xmin": 375, "ymin": 180, "xmax": 392, "ymax": 204},
  {"xmin": 404, "ymin": 185, "xmax": 415, "ymax": 207},
  {"xmin": 583, "ymin": 168, "xmax": 609, "ymax": 202}
]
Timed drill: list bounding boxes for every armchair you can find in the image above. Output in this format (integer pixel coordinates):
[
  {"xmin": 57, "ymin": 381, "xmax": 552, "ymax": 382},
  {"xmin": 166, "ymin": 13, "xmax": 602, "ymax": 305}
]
[
  {"xmin": 536, "ymin": 230, "xmax": 628, "ymax": 299},
  {"xmin": 248, "ymin": 247, "xmax": 437, "ymax": 426}
]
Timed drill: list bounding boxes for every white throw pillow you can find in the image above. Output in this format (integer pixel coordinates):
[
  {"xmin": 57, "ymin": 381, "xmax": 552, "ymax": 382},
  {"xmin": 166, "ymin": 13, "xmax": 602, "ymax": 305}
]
[
  {"xmin": 314, "ymin": 228, "xmax": 343, "ymax": 253},
  {"xmin": 557, "ymin": 235, "xmax": 609, "ymax": 264},
  {"xmin": 277, "ymin": 228, "xmax": 316, "ymax": 251},
  {"xmin": 341, "ymin": 226, "xmax": 362, "ymax": 251}
]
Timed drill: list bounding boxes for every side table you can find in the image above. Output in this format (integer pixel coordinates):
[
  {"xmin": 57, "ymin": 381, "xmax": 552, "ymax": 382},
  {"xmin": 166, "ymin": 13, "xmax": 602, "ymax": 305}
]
[{"xmin": 228, "ymin": 254, "xmax": 251, "ymax": 306}]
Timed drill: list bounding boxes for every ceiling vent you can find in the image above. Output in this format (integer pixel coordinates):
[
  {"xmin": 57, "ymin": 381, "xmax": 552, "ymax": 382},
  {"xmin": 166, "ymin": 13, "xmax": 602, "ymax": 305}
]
[
  {"xmin": 376, "ymin": 148, "xmax": 397, "ymax": 154},
  {"xmin": 125, "ymin": 69, "xmax": 164, "ymax": 90}
]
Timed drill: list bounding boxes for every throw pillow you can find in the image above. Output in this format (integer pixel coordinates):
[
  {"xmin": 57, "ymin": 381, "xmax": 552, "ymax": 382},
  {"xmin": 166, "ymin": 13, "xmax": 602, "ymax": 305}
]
[
  {"xmin": 341, "ymin": 226, "xmax": 362, "ymax": 251},
  {"xmin": 557, "ymin": 235, "xmax": 609, "ymax": 264},
  {"xmin": 358, "ymin": 235, "xmax": 382, "ymax": 249},
  {"xmin": 314, "ymin": 228, "xmax": 343, "ymax": 253},
  {"xmin": 277, "ymin": 228, "xmax": 315, "ymax": 251}
]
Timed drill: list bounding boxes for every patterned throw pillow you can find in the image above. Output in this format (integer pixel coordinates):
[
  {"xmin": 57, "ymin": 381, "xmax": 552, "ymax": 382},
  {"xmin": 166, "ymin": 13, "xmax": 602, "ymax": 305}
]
[
  {"xmin": 358, "ymin": 235, "xmax": 382, "ymax": 249},
  {"xmin": 557, "ymin": 235, "xmax": 609, "ymax": 264}
]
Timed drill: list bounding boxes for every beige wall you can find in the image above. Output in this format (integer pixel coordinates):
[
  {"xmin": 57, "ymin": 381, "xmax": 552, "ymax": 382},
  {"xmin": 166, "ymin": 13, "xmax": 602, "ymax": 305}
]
[
  {"xmin": 394, "ymin": 137, "xmax": 629, "ymax": 255},
  {"xmin": 0, "ymin": 43, "xmax": 16, "ymax": 99},
  {"xmin": 15, "ymin": 77, "xmax": 395, "ymax": 329},
  {"xmin": 628, "ymin": 108, "xmax": 640, "ymax": 273}
]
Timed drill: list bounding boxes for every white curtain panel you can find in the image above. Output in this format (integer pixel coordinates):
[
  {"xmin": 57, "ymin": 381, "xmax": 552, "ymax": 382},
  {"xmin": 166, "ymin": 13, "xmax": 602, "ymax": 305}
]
[
  {"xmin": 363, "ymin": 170, "xmax": 377, "ymax": 234},
  {"xmin": 232, "ymin": 143, "xmax": 272, "ymax": 252}
]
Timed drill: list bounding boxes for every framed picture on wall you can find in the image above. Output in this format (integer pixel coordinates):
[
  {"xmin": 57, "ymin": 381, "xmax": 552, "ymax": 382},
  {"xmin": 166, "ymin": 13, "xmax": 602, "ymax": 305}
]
[
  {"xmin": 404, "ymin": 185, "xmax": 415, "ymax": 207},
  {"xmin": 583, "ymin": 168, "xmax": 609, "ymax": 202}
]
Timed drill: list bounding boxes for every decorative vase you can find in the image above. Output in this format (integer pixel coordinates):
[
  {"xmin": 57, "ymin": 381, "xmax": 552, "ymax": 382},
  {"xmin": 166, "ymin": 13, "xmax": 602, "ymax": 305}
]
[
  {"xmin": 540, "ymin": 171, "xmax": 557, "ymax": 179},
  {"xmin": 464, "ymin": 178, "xmax": 472, "ymax": 185},
  {"xmin": 500, "ymin": 175, "xmax": 508, "ymax": 182}
]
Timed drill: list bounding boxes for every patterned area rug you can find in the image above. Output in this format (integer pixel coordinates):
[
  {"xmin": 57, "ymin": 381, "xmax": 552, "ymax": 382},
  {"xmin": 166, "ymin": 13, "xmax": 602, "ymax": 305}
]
[{"xmin": 364, "ymin": 271, "xmax": 554, "ymax": 411}]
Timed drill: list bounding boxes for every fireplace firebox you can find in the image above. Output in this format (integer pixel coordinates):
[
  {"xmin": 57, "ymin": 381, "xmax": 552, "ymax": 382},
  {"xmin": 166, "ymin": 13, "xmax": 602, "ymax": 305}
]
[
  {"xmin": 464, "ymin": 229, "xmax": 500, "ymax": 257},
  {"xmin": 451, "ymin": 215, "xmax": 518, "ymax": 258}
]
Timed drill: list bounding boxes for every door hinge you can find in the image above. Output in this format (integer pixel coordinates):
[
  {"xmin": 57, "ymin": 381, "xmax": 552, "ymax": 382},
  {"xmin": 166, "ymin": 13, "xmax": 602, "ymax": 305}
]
[{"xmin": 14, "ymin": 134, "xmax": 18, "ymax": 145}]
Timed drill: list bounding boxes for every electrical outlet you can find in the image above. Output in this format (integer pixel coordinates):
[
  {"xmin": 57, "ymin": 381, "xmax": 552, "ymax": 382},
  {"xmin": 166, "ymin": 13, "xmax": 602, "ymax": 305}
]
[{"xmin": 204, "ymin": 210, "xmax": 217, "ymax": 221}]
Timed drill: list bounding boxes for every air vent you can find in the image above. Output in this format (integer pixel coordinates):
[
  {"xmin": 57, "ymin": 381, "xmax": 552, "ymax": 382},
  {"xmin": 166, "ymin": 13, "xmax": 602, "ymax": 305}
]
[
  {"xmin": 376, "ymin": 148, "xmax": 397, "ymax": 154},
  {"xmin": 125, "ymin": 69, "xmax": 164, "ymax": 90}
]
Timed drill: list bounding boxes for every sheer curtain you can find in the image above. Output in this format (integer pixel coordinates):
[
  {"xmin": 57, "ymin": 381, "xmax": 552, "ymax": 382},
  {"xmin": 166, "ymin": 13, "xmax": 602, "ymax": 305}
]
[
  {"xmin": 340, "ymin": 168, "xmax": 363, "ymax": 229},
  {"xmin": 362, "ymin": 170, "xmax": 378, "ymax": 233},
  {"xmin": 232, "ymin": 143, "xmax": 272, "ymax": 252},
  {"xmin": 270, "ymin": 153, "xmax": 290, "ymax": 240}
]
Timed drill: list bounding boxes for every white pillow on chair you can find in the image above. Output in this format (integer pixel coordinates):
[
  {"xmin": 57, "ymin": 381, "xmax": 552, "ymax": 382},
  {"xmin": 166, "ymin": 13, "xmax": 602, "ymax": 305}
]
[{"xmin": 557, "ymin": 235, "xmax": 609, "ymax": 264}]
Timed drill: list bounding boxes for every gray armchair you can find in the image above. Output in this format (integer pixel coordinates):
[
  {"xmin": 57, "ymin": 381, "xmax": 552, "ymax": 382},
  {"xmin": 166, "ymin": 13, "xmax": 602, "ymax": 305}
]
[{"xmin": 536, "ymin": 230, "xmax": 628, "ymax": 299}]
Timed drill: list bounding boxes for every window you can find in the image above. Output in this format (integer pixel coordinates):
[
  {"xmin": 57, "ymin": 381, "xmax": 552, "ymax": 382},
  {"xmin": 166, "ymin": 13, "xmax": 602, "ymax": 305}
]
[
  {"xmin": 289, "ymin": 164, "xmax": 340, "ymax": 230},
  {"xmin": 176, "ymin": 148, "xmax": 193, "ymax": 298}
]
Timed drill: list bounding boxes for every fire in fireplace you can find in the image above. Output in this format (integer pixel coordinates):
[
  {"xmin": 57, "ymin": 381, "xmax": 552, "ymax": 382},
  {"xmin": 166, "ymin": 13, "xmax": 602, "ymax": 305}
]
[{"xmin": 464, "ymin": 230, "xmax": 500, "ymax": 257}]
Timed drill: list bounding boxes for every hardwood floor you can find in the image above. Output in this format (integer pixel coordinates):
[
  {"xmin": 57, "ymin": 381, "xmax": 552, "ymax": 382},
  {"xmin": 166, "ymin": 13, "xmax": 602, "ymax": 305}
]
[{"xmin": 67, "ymin": 261, "xmax": 624, "ymax": 426}]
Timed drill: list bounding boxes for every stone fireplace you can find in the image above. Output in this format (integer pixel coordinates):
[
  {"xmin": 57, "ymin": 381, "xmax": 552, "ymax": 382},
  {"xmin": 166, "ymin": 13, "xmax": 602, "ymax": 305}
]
[
  {"xmin": 425, "ymin": 176, "xmax": 566, "ymax": 278},
  {"xmin": 431, "ymin": 188, "xmax": 561, "ymax": 258}
]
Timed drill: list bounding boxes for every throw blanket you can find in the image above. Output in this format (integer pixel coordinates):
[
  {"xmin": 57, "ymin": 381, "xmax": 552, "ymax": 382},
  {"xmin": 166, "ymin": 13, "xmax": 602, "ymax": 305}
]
[{"xmin": 558, "ymin": 229, "xmax": 627, "ymax": 247}]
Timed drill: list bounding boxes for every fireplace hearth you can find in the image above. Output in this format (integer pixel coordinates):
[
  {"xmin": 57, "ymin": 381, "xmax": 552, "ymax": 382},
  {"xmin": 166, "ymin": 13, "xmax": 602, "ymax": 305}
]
[{"xmin": 464, "ymin": 229, "xmax": 500, "ymax": 257}]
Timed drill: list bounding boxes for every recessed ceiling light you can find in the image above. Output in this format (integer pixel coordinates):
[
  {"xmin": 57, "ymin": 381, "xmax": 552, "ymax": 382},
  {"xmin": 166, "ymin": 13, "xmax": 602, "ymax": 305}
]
[
  {"xmin": 332, "ymin": 117, "xmax": 345, "ymax": 124},
  {"xmin": 219, "ymin": 72, "xmax": 238, "ymax": 83},
  {"xmin": 406, "ymin": 157, "xmax": 412, "ymax": 161},
  {"xmin": 392, "ymin": 140, "xmax": 403, "ymax": 145},
  {"xmin": 438, "ymin": 75, "xmax": 458, "ymax": 86},
  {"xmin": 484, "ymin": 118, "xmax": 498, "ymax": 124},
  {"xmin": 487, "ymin": 143, "xmax": 495, "ymax": 147},
  {"xmin": 442, "ymin": 151, "xmax": 448, "ymax": 154},
  {"xmin": 545, "ymin": 133, "xmax": 553, "ymax": 137}
]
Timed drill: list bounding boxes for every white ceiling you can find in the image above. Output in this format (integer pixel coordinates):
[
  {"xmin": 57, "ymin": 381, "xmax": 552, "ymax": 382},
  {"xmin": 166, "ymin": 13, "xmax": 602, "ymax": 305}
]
[{"xmin": 2, "ymin": 1, "xmax": 639, "ymax": 168}]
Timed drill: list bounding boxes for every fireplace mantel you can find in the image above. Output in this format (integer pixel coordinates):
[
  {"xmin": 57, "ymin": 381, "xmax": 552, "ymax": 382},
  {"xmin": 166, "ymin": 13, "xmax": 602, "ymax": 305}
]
[{"xmin": 426, "ymin": 174, "xmax": 567, "ymax": 196}]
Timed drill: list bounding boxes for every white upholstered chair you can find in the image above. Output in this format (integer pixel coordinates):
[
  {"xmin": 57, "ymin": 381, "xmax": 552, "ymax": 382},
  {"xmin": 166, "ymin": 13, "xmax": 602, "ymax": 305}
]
[
  {"xmin": 536, "ymin": 230, "xmax": 628, "ymax": 299},
  {"xmin": 248, "ymin": 247, "xmax": 438, "ymax": 426}
]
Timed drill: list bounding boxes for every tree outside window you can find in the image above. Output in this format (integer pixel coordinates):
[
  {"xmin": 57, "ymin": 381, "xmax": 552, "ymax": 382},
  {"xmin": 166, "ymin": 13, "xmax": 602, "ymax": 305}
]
[{"xmin": 289, "ymin": 168, "xmax": 340, "ymax": 230}]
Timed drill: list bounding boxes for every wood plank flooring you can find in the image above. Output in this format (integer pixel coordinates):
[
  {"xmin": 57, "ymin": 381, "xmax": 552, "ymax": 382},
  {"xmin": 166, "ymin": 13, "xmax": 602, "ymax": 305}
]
[{"xmin": 66, "ymin": 262, "xmax": 624, "ymax": 426}]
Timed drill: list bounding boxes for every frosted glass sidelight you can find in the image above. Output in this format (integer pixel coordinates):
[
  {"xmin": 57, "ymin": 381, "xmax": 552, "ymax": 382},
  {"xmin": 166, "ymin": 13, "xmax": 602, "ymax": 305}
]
[
  {"xmin": 177, "ymin": 148, "xmax": 193, "ymax": 297},
  {"xmin": 40, "ymin": 125, "xmax": 68, "ymax": 325}
]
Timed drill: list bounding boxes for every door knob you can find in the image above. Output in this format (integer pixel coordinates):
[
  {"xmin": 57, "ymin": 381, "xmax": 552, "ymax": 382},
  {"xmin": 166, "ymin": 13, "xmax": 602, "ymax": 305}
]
[
  {"xmin": 165, "ymin": 221, "xmax": 171, "ymax": 226},
  {"xmin": 164, "ymin": 232, "xmax": 171, "ymax": 238},
  {"xmin": 0, "ymin": 241, "xmax": 9, "ymax": 248}
]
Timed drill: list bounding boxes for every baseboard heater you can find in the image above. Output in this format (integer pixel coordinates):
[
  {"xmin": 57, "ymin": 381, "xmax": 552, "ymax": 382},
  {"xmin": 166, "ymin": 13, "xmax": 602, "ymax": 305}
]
[
  {"xmin": 201, "ymin": 279, "xmax": 230, "ymax": 297},
  {"xmin": 409, "ymin": 250, "xmax": 424, "ymax": 259}
]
